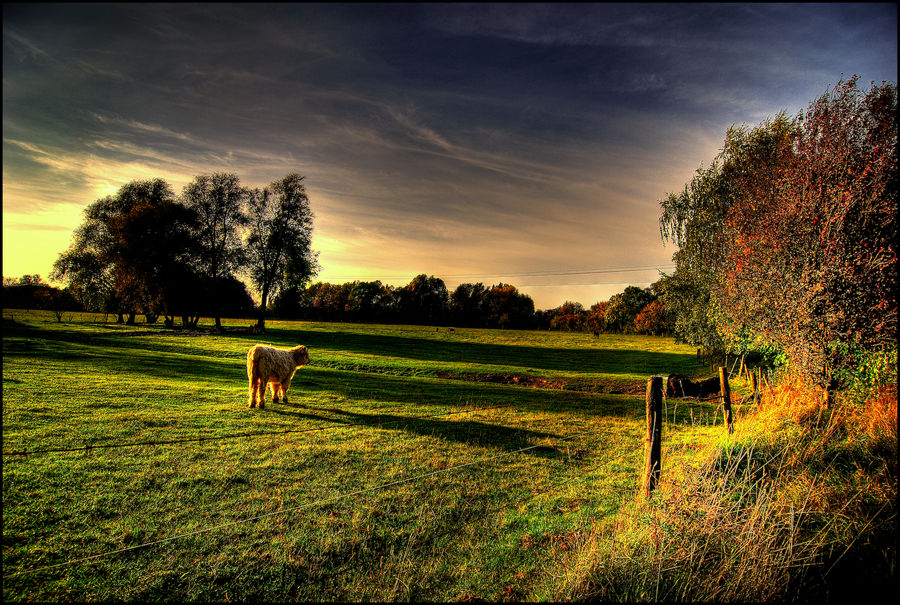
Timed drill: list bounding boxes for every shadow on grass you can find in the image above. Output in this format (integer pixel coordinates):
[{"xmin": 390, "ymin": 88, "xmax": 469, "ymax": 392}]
[
  {"xmin": 2, "ymin": 331, "xmax": 244, "ymax": 386},
  {"xmin": 267, "ymin": 402, "xmax": 564, "ymax": 457},
  {"xmin": 2, "ymin": 321, "xmax": 699, "ymax": 378},
  {"xmin": 2, "ymin": 322, "xmax": 648, "ymax": 459},
  {"xmin": 298, "ymin": 367, "xmax": 640, "ymax": 418},
  {"xmin": 3, "ymin": 324, "xmax": 640, "ymax": 416},
  {"xmin": 256, "ymin": 326, "xmax": 698, "ymax": 376}
]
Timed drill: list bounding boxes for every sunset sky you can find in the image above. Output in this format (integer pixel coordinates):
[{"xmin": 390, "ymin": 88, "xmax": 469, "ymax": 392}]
[{"xmin": 3, "ymin": 3, "xmax": 896, "ymax": 309}]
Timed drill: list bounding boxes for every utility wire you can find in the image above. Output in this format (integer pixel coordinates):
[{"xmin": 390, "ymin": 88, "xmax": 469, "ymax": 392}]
[
  {"xmin": 515, "ymin": 280, "xmax": 658, "ymax": 288},
  {"xmin": 2, "ymin": 403, "xmax": 512, "ymax": 458},
  {"xmin": 325, "ymin": 265, "xmax": 675, "ymax": 282}
]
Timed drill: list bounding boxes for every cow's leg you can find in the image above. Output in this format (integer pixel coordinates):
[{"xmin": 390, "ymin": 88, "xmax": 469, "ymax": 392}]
[
  {"xmin": 249, "ymin": 375, "xmax": 261, "ymax": 408},
  {"xmin": 256, "ymin": 379, "xmax": 267, "ymax": 409}
]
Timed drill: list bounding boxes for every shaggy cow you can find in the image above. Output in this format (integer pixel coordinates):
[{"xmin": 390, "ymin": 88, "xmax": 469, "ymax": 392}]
[
  {"xmin": 666, "ymin": 374, "xmax": 721, "ymax": 399},
  {"xmin": 246, "ymin": 344, "xmax": 310, "ymax": 408}
]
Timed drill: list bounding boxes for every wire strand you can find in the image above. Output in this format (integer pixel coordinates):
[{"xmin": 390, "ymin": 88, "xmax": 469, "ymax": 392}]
[
  {"xmin": 324, "ymin": 265, "xmax": 675, "ymax": 282},
  {"xmin": 7, "ymin": 431, "xmax": 589, "ymax": 578},
  {"xmin": 2, "ymin": 403, "xmax": 512, "ymax": 458}
]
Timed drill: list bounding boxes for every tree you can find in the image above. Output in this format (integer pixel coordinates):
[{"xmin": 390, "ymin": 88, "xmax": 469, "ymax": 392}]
[
  {"xmin": 482, "ymin": 283, "xmax": 535, "ymax": 329},
  {"xmin": 585, "ymin": 301, "xmax": 609, "ymax": 334},
  {"xmin": 2, "ymin": 276, "xmax": 81, "ymax": 319},
  {"xmin": 603, "ymin": 286, "xmax": 655, "ymax": 333},
  {"xmin": 450, "ymin": 282, "xmax": 488, "ymax": 327},
  {"xmin": 210, "ymin": 275, "xmax": 256, "ymax": 318},
  {"xmin": 716, "ymin": 78, "xmax": 897, "ymax": 389},
  {"xmin": 634, "ymin": 299, "xmax": 670, "ymax": 336},
  {"xmin": 18, "ymin": 274, "xmax": 44, "ymax": 286},
  {"xmin": 660, "ymin": 77, "xmax": 897, "ymax": 392},
  {"xmin": 106, "ymin": 193, "xmax": 200, "ymax": 326},
  {"xmin": 52, "ymin": 178, "xmax": 186, "ymax": 324},
  {"xmin": 244, "ymin": 173, "xmax": 319, "ymax": 331},
  {"xmin": 548, "ymin": 301, "xmax": 586, "ymax": 331},
  {"xmin": 347, "ymin": 280, "xmax": 395, "ymax": 323},
  {"xmin": 270, "ymin": 285, "xmax": 306, "ymax": 319},
  {"xmin": 654, "ymin": 270, "xmax": 726, "ymax": 353},
  {"xmin": 158, "ymin": 264, "xmax": 206, "ymax": 329},
  {"xmin": 52, "ymin": 199, "xmax": 123, "ymax": 320},
  {"xmin": 181, "ymin": 173, "xmax": 249, "ymax": 330},
  {"xmin": 396, "ymin": 274, "xmax": 448, "ymax": 326},
  {"xmin": 311, "ymin": 282, "xmax": 354, "ymax": 320},
  {"xmin": 657, "ymin": 152, "xmax": 738, "ymax": 353}
]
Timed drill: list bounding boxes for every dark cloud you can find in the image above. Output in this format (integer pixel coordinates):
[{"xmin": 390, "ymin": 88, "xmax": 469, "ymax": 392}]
[{"xmin": 2, "ymin": 3, "xmax": 896, "ymax": 307}]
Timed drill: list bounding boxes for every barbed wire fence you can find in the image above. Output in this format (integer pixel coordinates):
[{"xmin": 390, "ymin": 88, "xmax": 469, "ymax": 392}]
[
  {"xmin": 2, "ymin": 319, "xmax": 763, "ymax": 592},
  {"xmin": 3, "ymin": 372, "xmax": 793, "ymax": 594},
  {"xmin": 5, "ymin": 415, "xmax": 647, "ymax": 580},
  {"xmin": 4, "ymin": 374, "xmax": 750, "ymax": 582},
  {"xmin": 1, "ymin": 401, "xmax": 515, "ymax": 458}
]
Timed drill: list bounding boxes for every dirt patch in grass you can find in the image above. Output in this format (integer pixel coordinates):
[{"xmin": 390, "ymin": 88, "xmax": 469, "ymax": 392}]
[
  {"xmin": 434, "ymin": 370, "xmax": 644, "ymax": 394},
  {"xmin": 110, "ymin": 325, "xmax": 262, "ymax": 337}
]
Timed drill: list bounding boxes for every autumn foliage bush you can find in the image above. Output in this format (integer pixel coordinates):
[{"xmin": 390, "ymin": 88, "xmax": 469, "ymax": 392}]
[
  {"xmin": 721, "ymin": 77, "xmax": 897, "ymax": 387},
  {"xmin": 661, "ymin": 77, "xmax": 897, "ymax": 389},
  {"xmin": 633, "ymin": 299, "xmax": 669, "ymax": 335}
]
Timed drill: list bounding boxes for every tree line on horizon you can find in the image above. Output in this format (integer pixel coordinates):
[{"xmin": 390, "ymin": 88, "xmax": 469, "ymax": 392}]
[
  {"xmin": 11, "ymin": 166, "xmax": 674, "ymax": 335},
  {"xmin": 270, "ymin": 276, "xmax": 672, "ymax": 334},
  {"xmin": 2, "ymin": 271, "xmax": 674, "ymax": 336}
]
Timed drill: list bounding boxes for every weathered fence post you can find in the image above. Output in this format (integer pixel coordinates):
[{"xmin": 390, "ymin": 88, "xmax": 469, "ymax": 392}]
[
  {"xmin": 823, "ymin": 387, "xmax": 834, "ymax": 410},
  {"xmin": 719, "ymin": 366, "xmax": 734, "ymax": 434},
  {"xmin": 642, "ymin": 376, "xmax": 663, "ymax": 498},
  {"xmin": 750, "ymin": 366, "xmax": 760, "ymax": 406}
]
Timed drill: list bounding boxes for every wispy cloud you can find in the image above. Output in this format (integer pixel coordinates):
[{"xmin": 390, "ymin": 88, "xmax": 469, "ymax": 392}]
[
  {"xmin": 2, "ymin": 27, "xmax": 50, "ymax": 60},
  {"xmin": 3, "ymin": 138, "xmax": 197, "ymax": 211},
  {"xmin": 91, "ymin": 113, "xmax": 196, "ymax": 143},
  {"xmin": 426, "ymin": 4, "xmax": 665, "ymax": 48},
  {"xmin": 2, "ymin": 3, "xmax": 895, "ymax": 306}
]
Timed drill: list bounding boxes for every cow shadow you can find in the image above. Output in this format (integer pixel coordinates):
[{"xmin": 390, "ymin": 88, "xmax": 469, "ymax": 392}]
[{"xmin": 267, "ymin": 402, "xmax": 565, "ymax": 459}]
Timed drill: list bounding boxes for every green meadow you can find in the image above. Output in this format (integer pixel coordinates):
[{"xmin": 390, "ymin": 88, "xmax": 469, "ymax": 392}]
[{"xmin": 3, "ymin": 310, "xmax": 728, "ymax": 601}]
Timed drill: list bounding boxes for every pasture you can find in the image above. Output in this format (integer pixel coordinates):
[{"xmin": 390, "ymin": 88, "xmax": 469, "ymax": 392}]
[{"xmin": 2, "ymin": 311, "xmax": 723, "ymax": 601}]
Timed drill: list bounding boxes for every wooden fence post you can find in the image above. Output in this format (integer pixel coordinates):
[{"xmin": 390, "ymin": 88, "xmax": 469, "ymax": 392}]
[
  {"xmin": 823, "ymin": 387, "xmax": 834, "ymax": 410},
  {"xmin": 719, "ymin": 366, "xmax": 734, "ymax": 434},
  {"xmin": 642, "ymin": 376, "xmax": 663, "ymax": 498},
  {"xmin": 750, "ymin": 367, "xmax": 760, "ymax": 406}
]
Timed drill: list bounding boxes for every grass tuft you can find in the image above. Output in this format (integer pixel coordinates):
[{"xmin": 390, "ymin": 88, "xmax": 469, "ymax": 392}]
[{"xmin": 554, "ymin": 374, "xmax": 897, "ymax": 601}]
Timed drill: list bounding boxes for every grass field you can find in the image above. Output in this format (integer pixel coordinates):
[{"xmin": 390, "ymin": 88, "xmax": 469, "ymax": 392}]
[{"xmin": 3, "ymin": 310, "xmax": 735, "ymax": 601}]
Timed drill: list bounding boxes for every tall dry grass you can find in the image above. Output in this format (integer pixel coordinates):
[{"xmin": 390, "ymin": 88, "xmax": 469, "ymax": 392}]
[{"xmin": 554, "ymin": 375, "xmax": 897, "ymax": 601}]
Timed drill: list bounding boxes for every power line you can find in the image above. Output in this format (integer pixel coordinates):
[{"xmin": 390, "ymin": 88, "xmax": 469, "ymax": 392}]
[
  {"xmin": 515, "ymin": 281, "xmax": 658, "ymax": 288},
  {"xmin": 324, "ymin": 265, "xmax": 675, "ymax": 282}
]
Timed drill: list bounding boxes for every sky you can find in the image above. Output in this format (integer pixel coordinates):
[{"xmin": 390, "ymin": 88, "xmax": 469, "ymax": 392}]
[{"xmin": 3, "ymin": 3, "xmax": 897, "ymax": 310}]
